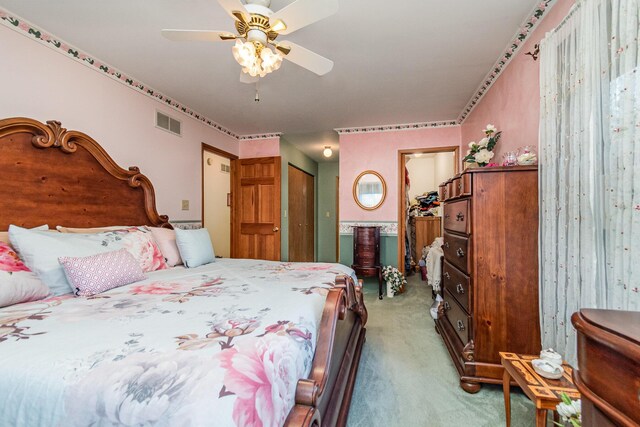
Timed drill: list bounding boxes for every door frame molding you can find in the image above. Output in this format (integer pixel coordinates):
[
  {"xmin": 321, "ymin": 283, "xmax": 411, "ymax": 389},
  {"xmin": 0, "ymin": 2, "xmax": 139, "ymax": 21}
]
[
  {"xmin": 201, "ymin": 143, "xmax": 238, "ymax": 256},
  {"xmin": 397, "ymin": 146, "xmax": 460, "ymax": 274}
]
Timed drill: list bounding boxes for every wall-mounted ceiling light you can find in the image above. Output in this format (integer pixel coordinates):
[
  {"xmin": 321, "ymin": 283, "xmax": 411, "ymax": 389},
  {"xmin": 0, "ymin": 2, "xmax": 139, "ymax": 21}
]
[{"xmin": 323, "ymin": 146, "xmax": 333, "ymax": 158}]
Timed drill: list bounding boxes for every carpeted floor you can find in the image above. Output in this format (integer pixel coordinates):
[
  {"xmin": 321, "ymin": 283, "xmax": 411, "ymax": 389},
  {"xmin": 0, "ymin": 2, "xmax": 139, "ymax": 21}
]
[{"xmin": 346, "ymin": 274, "xmax": 538, "ymax": 427}]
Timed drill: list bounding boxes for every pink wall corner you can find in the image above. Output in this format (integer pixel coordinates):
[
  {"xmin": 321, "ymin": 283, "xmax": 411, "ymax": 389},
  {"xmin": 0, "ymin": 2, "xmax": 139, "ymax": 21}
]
[
  {"xmin": 460, "ymin": 0, "xmax": 576, "ymax": 162},
  {"xmin": 0, "ymin": 24, "xmax": 239, "ymax": 222},
  {"xmin": 339, "ymin": 126, "xmax": 461, "ymax": 222},
  {"xmin": 239, "ymin": 137, "xmax": 281, "ymax": 159}
]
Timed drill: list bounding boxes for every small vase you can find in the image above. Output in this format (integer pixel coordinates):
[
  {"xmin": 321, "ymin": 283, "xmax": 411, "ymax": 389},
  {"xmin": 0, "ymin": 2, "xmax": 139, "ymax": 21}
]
[{"xmin": 386, "ymin": 281, "xmax": 394, "ymax": 298}]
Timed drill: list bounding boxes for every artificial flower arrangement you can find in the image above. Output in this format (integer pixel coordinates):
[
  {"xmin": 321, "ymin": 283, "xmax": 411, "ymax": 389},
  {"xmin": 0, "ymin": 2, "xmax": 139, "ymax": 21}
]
[
  {"xmin": 555, "ymin": 393, "xmax": 581, "ymax": 427},
  {"xmin": 382, "ymin": 265, "xmax": 406, "ymax": 297},
  {"xmin": 463, "ymin": 124, "xmax": 502, "ymax": 167}
]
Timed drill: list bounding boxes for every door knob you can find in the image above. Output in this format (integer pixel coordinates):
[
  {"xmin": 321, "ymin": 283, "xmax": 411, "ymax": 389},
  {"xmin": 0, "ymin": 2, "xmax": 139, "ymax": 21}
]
[{"xmin": 273, "ymin": 227, "xmax": 279, "ymax": 232}]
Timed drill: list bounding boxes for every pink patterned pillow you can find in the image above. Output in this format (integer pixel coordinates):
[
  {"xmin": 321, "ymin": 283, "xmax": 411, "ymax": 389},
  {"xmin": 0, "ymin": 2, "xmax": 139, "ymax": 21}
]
[
  {"xmin": 116, "ymin": 227, "xmax": 169, "ymax": 272},
  {"xmin": 0, "ymin": 242, "xmax": 50, "ymax": 307},
  {"xmin": 59, "ymin": 249, "xmax": 146, "ymax": 296}
]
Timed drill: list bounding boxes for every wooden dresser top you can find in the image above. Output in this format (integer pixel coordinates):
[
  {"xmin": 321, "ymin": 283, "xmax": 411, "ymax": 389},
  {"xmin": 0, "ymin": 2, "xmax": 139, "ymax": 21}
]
[{"xmin": 580, "ymin": 309, "xmax": 640, "ymax": 346}]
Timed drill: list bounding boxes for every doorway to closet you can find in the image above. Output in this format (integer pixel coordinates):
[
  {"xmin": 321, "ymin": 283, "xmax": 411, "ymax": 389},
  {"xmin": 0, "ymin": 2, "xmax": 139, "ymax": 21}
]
[
  {"xmin": 202, "ymin": 143, "xmax": 237, "ymax": 258},
  {"xmin": 288, "ymin": 164, "xmax": 315, "ymax": 262},
  {"xmin": 397, "ymin": 147, "xmax": 459, "ymax": 275}
]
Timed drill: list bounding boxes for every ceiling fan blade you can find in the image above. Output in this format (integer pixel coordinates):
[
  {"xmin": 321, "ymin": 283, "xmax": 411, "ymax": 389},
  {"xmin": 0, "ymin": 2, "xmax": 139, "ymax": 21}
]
[
  {"xmin": 161, "ymin": 29, "xmax": 236, "ymax": 42},
  {"xmin": 240, "ymin": 72, "xmax": 259, "ymax": 84},
  {"xmin": 270, "ymin": 0, "xmax": 338, "ymax": 35},
  {"xmin": 217, "ymin": 0, "xmax": 250, "ymax": 23},
  {"xmin": 278, "ymin": 41, "xmax": 333, "ymax": 76}
]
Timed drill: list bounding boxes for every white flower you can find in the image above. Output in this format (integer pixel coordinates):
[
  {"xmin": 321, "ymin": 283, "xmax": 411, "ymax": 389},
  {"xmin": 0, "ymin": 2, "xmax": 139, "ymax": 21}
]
[
  {"xmin": 478, "ymin": 137, "xmax": 489, "ymax": 148},
  {"xmin": 557, "ymin": 400, "xmax": 581, "ymax": 421},
  {"xmin": 468, "ymin": 141, "xmax": 476, "ymax": 149},
  {"xmin": 474, "ymin": 149, "xmax": 494, "ymax": 164},
  {"xmin": 485, "ymin": 124, "xmax": 497, "ymax": 134}
]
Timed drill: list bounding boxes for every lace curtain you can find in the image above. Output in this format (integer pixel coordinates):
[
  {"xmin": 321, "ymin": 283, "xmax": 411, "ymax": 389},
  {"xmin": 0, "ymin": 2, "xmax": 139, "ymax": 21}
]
[{"xmin": 539, "ymin": 0, "xmax": 639, "ymax": 363}]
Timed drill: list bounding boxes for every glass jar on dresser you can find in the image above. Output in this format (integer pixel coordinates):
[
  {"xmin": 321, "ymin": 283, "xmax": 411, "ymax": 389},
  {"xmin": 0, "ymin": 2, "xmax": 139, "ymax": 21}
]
[{"xmin": 436, "ymin": 166, "xmax": 541, "ymax": 393}]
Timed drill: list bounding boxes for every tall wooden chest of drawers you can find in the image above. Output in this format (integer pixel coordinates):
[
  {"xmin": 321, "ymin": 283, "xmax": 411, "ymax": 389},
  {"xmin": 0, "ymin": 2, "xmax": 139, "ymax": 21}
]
[
  {"xmin": 351, "ymin": 226, "xmax": 383, "ymax": 299},
  {"xmin": 436, "ymin": 166, "xmax": 541, "ymax": 393}
]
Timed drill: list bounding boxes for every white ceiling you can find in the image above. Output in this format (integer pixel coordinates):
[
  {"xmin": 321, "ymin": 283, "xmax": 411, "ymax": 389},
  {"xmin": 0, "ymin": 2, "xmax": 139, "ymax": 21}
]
[{"xmin": 1, "ymin": 0, "xmax": 540, "ymax": 137}]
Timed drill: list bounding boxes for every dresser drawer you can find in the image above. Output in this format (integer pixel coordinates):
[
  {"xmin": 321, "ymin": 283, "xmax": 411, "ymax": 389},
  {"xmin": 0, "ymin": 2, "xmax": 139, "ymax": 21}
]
[
  {"xmin": 354, "ymin": 230, "xmax": 377, "ymax": 245},
  {"xmin": 451, "ymin": 177, "xmax": 462, "ymax": 198},
  {"xmin": 460, "ymin": 173, "xmax": 472, "ymax": 197},
  {"xmin": 439, "ymin": 184, "xmax": 448, "ymax": 201},
  {"xmin": 443, "ymin": 199, "xmax": 470, "ymax": 234},
  {"xmin": 355, "ymin": 247, "xmax": 375, "ymax": 264},
  {"xmin": 443, "ymin": 289, "xmax": 470, "ymax": 345},
  {"xmin": 443, "ymin": 231, "xmax": 471, "ymax": 273},
  {"xmin": 443, "ymin": 261, "xmax": 471, "ymax": 313}
]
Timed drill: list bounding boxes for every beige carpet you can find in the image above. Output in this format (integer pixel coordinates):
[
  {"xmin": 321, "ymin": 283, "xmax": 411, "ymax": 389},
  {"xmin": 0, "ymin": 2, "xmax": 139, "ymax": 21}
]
[{"xmin": 346, "ymin": 274, "xmax": 540, "ymax": 427}]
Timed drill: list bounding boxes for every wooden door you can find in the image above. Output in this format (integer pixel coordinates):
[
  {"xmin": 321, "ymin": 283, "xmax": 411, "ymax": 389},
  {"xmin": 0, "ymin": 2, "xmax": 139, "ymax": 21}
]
[
  {"xmin": 288, "ymin": 165, "xmax": 315, "ymax": 262},
  {"xmin": 232, "ymin": 157, "xmax": 281, "ymax": 260}
]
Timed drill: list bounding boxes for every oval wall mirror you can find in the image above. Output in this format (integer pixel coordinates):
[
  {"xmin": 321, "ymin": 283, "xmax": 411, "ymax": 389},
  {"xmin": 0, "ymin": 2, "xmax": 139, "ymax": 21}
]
[{"xmin": 353, "ymin": 170, "xmax": 387, "ymax": 210}]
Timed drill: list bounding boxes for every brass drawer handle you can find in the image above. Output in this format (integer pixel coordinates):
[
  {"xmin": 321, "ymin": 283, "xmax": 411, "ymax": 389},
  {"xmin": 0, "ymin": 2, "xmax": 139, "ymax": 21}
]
[
  {"xmin": 444, "ymin": 301, "xmax": 451, "ymax": 311},
  {"xmin": 456, "ymin": 284, "xmax": 465, "ymax": 294},
  {"xmin": 456, "ymin": 212, "xmax": 464, "ymax": 221},
  {"xmin": 456, "ymin": 248, "xmax": 465, "ymax": 258},
  {"xmin": 444, "ymin": 213, "xmax": 450, "ymax": 220},
  {"xmin": 457, "ymin": 320, "xmax": 465, "ymax": 331},
  {"xmin": 458, "ymin": 182, "xmax": 462, "ymax": 190},
  {"xmin": 444, "ymin": 272, "xmax": 451, "ymax": 280},
  {"xmin": 444, "ymin": 241, "xmax": 450, "ymax": 249}
]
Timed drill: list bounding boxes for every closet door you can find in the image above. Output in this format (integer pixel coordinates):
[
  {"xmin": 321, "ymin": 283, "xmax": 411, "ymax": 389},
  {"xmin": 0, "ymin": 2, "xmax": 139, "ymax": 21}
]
[
  {"xmin": 232, "ymin": 157, "xmax": 281, "ymax": 260},
  {"xmin": 288, "ymin": 165, "xmax": 315, "ymax": 262}
]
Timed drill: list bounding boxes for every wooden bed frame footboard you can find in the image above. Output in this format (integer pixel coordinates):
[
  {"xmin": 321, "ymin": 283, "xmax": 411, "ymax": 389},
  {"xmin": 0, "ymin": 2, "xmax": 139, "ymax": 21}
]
[{"xmin": 285, "ymin": 275, "xmax": 368, "ymax": 427}]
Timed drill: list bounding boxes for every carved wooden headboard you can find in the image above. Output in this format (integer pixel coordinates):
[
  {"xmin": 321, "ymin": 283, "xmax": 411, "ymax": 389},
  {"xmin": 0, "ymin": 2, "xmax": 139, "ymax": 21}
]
[{"xmin": 0, "ymin": 117, "xmax": 171, "ymax": 231}]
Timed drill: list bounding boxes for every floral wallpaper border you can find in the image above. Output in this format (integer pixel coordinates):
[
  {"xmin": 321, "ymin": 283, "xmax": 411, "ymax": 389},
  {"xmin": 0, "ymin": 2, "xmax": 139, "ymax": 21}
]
[
  {"xmin": 339, "ymin": 221, "xmax": 398, "ymax": 236},
  {"xmin": 457, "ymin": 0, "xmax": 557, "ymax": 123},
  {"xmin": 0, "ymin": 8, "xmax": 280, "ymax": 142},
  {"xmin": 335, "ymin": 121, "xmax": 459, "ymax": 135},
  {"xmin": 171, "ymin": 221, "xmax": 202, "ymax": 230}
]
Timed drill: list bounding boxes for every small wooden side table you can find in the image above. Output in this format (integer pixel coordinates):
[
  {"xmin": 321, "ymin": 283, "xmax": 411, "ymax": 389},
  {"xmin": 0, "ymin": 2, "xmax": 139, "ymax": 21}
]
[{"xmin": 500, "ymin": 352, "xmax": 580, "ymax": 427}]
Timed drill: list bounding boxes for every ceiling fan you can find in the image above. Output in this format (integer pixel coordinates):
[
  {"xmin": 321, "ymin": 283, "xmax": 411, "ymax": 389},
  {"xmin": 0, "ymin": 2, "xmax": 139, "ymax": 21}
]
[{"xmin": 162, "ymin": 0, "xmax": 338, "ymax": 83}]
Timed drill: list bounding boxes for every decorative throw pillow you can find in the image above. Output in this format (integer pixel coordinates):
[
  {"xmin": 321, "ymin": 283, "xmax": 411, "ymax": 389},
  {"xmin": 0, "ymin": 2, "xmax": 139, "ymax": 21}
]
[
  {"xmin": 149, "ymin": 227, "xmax": 183, "ymax": 267},
  {"xmin": 115, "ymin": 227, "xmax": 169, "ymax": 272},
  {"xmin": 174, "ymin": 228, "xmax": 215, "ymax": 268},
  {"xmin": 0, "ymin": 242, "xmax": 50, "ymax": 308},
  {"xmin": 59, "ymin": 249, "xmax": 146, "ymax": 297},
  {"xmin": 8, "ymin": 225, "xmax": 168, "ymax": 296}
]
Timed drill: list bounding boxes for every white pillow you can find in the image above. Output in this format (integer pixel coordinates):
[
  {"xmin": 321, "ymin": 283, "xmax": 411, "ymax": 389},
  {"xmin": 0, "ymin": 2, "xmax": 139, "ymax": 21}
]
[
  {"xmin": 9, "ymin": 225, "xmax": 117, "ymax": 296},
  {"xmin": 174, "ymin": 228, "xmax": 215, "ymax": 268}
]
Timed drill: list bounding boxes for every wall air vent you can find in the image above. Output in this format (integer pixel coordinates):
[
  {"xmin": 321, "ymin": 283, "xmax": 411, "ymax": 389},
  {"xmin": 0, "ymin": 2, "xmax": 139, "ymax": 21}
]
[
  {"xmin": 156, "ymin": 111, "xmax": 182, "ymax": 136},
  {"xmin": 220, "ymin": 164, "xmax": 231, "ymax": 173}
]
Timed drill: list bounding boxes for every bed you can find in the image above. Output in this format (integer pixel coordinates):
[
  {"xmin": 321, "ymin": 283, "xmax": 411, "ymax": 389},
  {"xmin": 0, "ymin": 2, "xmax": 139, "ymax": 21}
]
[{"xmin": 0, "ymin": 117, "xmax": 368, "ymax": 427}]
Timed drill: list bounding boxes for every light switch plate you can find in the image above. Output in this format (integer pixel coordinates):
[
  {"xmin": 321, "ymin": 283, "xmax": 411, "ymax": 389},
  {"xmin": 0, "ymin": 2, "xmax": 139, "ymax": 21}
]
[
  {"xmin": 326, "ymin": 211, "xmax": 331, "ymax": 218},
  {"xmin": 181, "ymin": 200, "xmax": 189, "ymax": 210}
]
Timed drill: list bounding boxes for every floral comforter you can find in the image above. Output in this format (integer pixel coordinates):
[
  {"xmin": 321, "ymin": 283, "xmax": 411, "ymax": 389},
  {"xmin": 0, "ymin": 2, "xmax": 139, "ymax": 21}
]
[{"xmin": 0, "ymin": 259, "xmax": 356, "ymax": 427}]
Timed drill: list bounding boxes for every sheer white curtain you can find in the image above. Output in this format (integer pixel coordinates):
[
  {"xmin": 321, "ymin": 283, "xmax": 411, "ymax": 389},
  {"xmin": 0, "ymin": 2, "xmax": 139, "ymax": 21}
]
[{"xmin": 539, "ymin": 0, "xmax": 639, "ymax": 364}]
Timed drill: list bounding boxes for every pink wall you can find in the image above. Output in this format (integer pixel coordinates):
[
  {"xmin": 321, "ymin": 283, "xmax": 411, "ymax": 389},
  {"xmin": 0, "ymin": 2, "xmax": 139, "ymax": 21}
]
[
  {"xmin": 460, "ymin": 0, "xmax": 575, "ymax": 161},
  {"xmin": 239, "ymin": 138, "xmax": 280, "ymax": 158},
  {"xmin": 0, "ymin": 24, "xmax": 239, "ymax": 222},
  {"xmin": 339, "ymin": 126, "xmax": 461, "ymax": 222}
]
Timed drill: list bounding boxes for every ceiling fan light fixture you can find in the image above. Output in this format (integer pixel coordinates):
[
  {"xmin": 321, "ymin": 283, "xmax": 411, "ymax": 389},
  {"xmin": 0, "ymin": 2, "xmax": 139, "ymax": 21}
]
[
  {"xmin": 232, "ymin": 39, "xmax": 257, "ymax": 68},
  {"xmin": 323, "ymin": 146, "xmax": 333, "ymax": 158}
]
